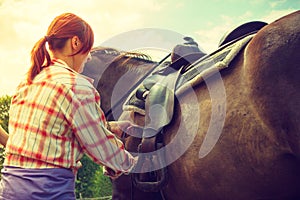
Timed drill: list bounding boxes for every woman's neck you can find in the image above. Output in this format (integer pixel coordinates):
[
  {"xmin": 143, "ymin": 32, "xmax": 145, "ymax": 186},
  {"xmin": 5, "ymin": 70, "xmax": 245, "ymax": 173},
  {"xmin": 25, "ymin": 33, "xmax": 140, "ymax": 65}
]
[
  {"xmin": 50, "ymin": 50, "xmax": 74, "ymax": 69},
  {"xmin": 50, "ymin": 39, "xmax": 75, "ymax": 69}
]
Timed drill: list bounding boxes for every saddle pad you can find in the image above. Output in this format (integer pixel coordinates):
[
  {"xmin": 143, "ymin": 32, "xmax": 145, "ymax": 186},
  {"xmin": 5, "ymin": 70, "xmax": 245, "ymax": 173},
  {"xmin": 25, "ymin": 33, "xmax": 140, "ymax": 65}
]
[
  {"xmin": 176, "ymin": 34, "xmax": 253, "ymax": 96},
  {"xmin": 123, "ymin": 34, "xmax": 254, "ymax": 115}
]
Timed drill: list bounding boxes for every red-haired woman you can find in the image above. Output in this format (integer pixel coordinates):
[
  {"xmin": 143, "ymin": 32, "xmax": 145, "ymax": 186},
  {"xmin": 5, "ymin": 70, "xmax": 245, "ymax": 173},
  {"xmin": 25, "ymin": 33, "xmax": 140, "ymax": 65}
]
[{"xmin": 0, "ymin": 13, "xmax": 137, "ymax": 199}]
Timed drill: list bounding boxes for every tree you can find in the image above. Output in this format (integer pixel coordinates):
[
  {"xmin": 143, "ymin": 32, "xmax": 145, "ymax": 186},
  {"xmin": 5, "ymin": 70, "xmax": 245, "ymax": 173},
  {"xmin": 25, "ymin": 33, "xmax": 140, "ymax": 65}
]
[
  {"xmin": 0, "ymin": 95, "xmax": 11, "ymax": 131},
  {"xmin": 0, "ymin": 95, "xmax": 11, "ymax": 175},
  {"xmin": 75, "ymin": 155, "xmax": 112, "ymax": 198}
]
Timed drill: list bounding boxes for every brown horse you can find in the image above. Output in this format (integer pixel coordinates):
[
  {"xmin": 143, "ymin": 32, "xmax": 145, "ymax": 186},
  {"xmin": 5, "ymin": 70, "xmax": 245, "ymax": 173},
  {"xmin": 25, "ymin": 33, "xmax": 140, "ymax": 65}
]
[{"xmin": 84, "ymin": 10, "xmax": 300, "ymax": 200}]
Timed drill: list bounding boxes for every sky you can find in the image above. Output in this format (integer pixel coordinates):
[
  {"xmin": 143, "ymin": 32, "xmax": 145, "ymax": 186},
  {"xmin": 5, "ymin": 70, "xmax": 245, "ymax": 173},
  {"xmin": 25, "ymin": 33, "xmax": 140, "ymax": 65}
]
[{"xmin": 0, "ymin": 0, "xmax": 299, "ymax": 96}]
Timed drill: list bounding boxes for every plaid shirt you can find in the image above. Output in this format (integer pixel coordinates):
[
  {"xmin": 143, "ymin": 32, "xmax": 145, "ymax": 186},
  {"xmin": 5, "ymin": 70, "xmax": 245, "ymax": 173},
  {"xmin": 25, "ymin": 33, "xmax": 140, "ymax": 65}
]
[{"xmin": 4, "ymin": 59, "xmax": 136, "ymax": 174}]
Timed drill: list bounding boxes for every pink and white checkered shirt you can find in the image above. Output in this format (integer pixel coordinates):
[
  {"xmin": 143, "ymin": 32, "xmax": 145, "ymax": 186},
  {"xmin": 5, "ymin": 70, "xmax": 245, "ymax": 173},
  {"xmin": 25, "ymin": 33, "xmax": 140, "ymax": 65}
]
[{"xmin": 4, "ymin": 59, "xmax": 136, "ymax": 174}]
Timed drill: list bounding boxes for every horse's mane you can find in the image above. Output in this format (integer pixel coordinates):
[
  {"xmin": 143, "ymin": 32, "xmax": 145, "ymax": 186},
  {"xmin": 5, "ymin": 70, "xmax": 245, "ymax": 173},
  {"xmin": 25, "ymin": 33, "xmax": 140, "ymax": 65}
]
[
  {"xmin": 91, "ymin": 46, "xmax": 155, "ymax": 64},
  {"xmin": 91, "ymin": 46, "xmax": 156, "ymax": 75}
]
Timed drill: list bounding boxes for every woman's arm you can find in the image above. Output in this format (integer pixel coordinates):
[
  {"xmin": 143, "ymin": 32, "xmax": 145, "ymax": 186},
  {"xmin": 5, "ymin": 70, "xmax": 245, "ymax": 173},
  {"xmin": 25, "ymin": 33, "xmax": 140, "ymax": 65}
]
[
  {"xmin": 0, "ymin": 125, "xmax": 9, "ymax": 147},
  {"xmin": 69, "ymin": 91, "xmax": 137, "ymax": 176}
]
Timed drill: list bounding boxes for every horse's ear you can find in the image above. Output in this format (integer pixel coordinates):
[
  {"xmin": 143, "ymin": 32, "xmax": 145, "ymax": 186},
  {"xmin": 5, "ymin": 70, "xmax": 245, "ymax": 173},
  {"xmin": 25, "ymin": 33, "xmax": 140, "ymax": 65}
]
[{"xmin": 218, "ymin": 21, "xmax": 268, "ymax": 47}]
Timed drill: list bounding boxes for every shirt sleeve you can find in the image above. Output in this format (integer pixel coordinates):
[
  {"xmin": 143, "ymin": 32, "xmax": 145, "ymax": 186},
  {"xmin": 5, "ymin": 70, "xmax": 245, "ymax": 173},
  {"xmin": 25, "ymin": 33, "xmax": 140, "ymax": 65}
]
[{"xmin": 67, "ymin": 83, "xmax": 136, "ymax": 174}]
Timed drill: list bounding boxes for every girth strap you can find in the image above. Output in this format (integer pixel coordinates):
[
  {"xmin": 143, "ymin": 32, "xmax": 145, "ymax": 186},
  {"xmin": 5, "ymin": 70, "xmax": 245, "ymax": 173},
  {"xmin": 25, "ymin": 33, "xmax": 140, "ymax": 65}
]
[{"xmin": 133, "ymin": 65, "xmax": 184, "ymax": 192}]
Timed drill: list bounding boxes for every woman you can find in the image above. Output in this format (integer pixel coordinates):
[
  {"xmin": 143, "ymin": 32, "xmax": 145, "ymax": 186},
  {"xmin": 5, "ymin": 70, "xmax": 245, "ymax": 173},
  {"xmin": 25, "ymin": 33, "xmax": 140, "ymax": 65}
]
[{"xmin": 0, "ymin": 13, "xmax": 137, "ymax": 199}]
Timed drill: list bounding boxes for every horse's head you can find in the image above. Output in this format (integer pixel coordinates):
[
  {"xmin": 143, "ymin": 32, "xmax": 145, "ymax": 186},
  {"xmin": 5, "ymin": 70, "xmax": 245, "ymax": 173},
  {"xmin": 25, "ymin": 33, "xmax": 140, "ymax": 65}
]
[{"xmin": 82, "ymin": 47, "xmax": 157, "ymax": 121}]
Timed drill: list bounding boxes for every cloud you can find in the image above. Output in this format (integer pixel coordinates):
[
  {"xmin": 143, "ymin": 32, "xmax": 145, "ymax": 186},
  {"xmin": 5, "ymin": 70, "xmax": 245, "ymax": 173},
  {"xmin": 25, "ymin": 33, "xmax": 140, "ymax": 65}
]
[
  {"xmin": 0, "ymin": 47, "xmax": 28, "ymax": 96},
  {"xmin": 194, "ymin": 25, "xmax": 229, "ymax": 53},
  {"xmin": 0, "ymin": 0, "xmax": 167, "ymax": 47},
  {"xmin": 194, "ymin": 14, "xmax": 239, "ymax": 53},
  {"xmin": 261, "ymin": 9, "xmax": 297, "ymax": 23},
  {"xmin": 269, "ymin": 0, "xmax": 287, "ymax": 8},
  {"xmin": 193, "ymin": 9, "xmax": 296, "ymax": 53}
]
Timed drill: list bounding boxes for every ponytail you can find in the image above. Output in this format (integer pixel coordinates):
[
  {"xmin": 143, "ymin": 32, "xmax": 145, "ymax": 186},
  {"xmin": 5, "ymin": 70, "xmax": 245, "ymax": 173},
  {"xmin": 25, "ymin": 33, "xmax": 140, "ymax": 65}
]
[
  {"xmin": 27, "ymin": 36, "xmax": 51, "ymax": 84},
  {"xmin": 27, "ymin": 13, "xmax": 94, "ymax": 84}
]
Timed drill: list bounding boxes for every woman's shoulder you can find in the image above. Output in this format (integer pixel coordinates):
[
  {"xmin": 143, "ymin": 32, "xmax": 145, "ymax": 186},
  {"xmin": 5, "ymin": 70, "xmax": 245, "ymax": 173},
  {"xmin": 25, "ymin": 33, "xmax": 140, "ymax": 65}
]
[
  {"xmin": 46, "ymin": 65, "xmax": 93, "ymax": 88},
  {"xmin": 32, "ymin": 64, "xmax": 98, "ymax": 100}
]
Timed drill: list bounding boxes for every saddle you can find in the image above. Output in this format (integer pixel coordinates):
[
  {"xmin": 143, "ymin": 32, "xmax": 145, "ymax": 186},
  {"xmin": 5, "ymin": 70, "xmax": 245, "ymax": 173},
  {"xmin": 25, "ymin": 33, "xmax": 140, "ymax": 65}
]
[{"xmin": 125, "ymin": 21, "xmax": 267, "ymax": 192}]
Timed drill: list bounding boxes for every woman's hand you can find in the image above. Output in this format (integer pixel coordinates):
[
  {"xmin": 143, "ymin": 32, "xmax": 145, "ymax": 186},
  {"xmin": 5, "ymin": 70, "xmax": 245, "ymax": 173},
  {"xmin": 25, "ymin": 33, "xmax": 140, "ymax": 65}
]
[
  {"xmin": 107, "ymin": 120, "xmax": 134, "ymax": 138},
  {"xmin": 103, "ymin": 166, "xmax": 123, "ymax": 179}
]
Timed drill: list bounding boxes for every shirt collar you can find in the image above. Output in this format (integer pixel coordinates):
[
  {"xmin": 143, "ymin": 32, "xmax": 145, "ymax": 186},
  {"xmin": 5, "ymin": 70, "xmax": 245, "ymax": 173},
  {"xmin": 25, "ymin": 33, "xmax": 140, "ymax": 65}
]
[{"xmin": 51, "ymin": 58, "xmax": 94, "ymax": 84}]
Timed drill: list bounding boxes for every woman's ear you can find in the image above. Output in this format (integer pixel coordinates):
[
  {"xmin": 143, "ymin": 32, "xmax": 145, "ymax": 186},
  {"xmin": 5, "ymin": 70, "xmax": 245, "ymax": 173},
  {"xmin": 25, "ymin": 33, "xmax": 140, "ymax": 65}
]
[{"xmin": 71, "ymin": 36, "xmax": 80, "ymax": 50}]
